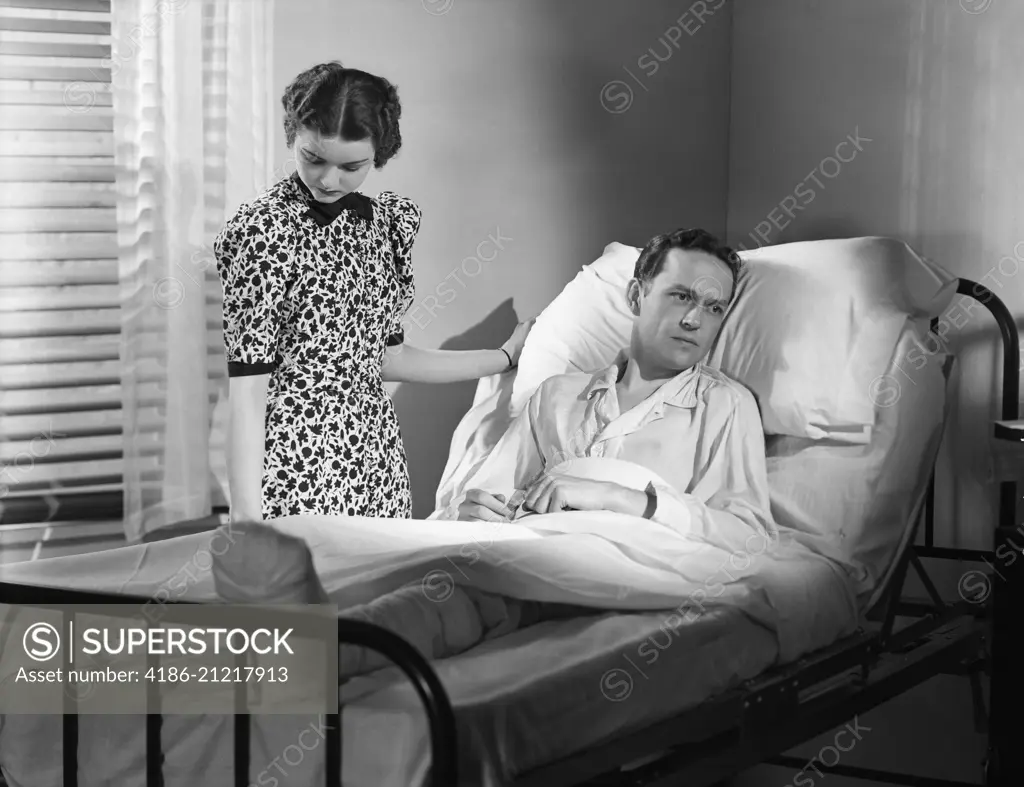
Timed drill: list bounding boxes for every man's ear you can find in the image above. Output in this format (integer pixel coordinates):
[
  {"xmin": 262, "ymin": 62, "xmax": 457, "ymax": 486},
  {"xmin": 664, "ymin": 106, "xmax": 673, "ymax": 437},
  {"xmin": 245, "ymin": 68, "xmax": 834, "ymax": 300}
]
[{"xmin": 625, "ymin": 279, "xmax": 643, "ymax": 316}]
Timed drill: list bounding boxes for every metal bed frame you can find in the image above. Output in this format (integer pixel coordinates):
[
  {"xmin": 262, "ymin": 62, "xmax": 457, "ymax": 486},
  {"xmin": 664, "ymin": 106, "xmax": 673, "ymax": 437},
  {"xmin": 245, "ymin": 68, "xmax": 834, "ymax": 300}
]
[
  {"xmin": 0, "ymin": 278, "xmax": 1019, "ymax": 787},
  {"xmin": 0, "ymin": 581, "xmax": 458, "ymax": 787}
]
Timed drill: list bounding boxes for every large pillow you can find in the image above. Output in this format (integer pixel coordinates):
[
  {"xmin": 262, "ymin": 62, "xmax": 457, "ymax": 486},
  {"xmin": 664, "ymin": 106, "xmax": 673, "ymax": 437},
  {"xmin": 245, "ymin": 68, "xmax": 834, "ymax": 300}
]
[
  {"xmin": 509, "ymin": 242, "xmax": 640, "ymax": 416},
  {"xmin": 767, "ymin": 321, "xmax": 953, "ymax": 609},
  {"xmin": 512, "ymin": 237, "xmax": 957, "ymax": 444}
]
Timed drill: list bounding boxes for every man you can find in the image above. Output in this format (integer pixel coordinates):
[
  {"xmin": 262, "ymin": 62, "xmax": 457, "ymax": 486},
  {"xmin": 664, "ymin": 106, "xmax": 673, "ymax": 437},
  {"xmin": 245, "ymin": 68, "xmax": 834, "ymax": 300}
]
[
  {"xmin": 444, "ymin": 228, "xmax": 776, "ymax": 549},
  {"xmin": 318, "ymin": 229, "xmax": 778, "ymax": 679}
]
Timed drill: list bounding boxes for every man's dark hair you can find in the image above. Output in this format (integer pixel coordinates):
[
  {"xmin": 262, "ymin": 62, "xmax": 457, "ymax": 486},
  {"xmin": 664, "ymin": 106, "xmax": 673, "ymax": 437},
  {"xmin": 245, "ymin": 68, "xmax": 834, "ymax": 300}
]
[{"xmin": 633, "ymin": 228, "xmax": 743, "ymax": 298}]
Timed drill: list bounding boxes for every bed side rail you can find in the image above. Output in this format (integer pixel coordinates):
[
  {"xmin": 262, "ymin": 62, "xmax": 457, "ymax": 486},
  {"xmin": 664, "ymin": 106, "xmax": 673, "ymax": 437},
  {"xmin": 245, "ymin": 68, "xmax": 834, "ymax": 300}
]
[
  {"xmin": 917, "ymin": 278, "xmax": 1019, "ymax": 559},
  {"xmin": 878, "ymin": 278, "xmax": 1021, "ymax": 786},
  {"xmin": 0, "ymin": 582, "xmax": 458, "ymax": 787}
]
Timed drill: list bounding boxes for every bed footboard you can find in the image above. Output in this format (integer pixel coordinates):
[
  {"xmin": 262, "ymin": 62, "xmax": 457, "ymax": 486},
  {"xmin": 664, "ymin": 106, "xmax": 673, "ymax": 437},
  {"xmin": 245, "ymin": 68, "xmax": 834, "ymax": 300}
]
[{"xmin": 0, "ymin": 581, "xmax": 458, "ymax": 787}]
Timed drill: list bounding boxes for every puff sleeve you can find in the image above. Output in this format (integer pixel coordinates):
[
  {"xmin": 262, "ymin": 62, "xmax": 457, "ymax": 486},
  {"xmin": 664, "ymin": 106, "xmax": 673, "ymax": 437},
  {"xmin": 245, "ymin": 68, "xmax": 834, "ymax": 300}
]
[
  {"xmin": 214, "ymin": 207, "xmax": 296, "ymax": 377},
  {"xmin": 375, "ymin": 191, "xmax": 422, "ymax": 347}
]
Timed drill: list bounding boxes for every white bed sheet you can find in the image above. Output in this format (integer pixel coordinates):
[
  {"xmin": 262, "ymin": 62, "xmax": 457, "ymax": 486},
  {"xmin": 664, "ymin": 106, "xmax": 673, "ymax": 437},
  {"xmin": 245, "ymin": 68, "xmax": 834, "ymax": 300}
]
[{"xmin": 1, "ymin": 508, "xmax": 856, "ymax": 786}]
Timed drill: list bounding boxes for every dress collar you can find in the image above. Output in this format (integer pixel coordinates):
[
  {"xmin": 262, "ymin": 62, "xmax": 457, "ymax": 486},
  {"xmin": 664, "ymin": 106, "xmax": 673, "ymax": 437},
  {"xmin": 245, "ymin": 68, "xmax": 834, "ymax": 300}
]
[{"xmin": 287, "ymin": 172, "xmax": 374, "ymax": 226}]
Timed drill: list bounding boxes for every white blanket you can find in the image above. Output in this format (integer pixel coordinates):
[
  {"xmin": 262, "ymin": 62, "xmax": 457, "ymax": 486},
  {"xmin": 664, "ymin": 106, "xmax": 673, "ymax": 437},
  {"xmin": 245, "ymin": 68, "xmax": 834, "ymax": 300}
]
[
  {"xmin": 1, "ymin": 507, "xmax": 858, "ymax": 787},
  {"xmin": 1, "ymin": 508, "xmax": 857, "ymax": 665}
]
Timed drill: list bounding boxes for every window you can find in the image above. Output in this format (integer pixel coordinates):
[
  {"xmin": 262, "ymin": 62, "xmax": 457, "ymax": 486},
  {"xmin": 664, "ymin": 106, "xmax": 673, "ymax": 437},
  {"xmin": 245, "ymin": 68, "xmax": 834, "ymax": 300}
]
[{"xmin": 0, "ymin": 0, "xmax": 123, "ymax": 534}]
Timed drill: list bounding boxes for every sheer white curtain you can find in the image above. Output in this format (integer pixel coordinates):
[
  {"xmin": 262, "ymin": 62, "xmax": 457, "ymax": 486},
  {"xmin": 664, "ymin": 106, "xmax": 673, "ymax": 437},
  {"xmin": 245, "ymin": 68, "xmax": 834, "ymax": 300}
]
[{"xmin": 112, "ymin": 0, "xmax": 275, "ymax": 542}]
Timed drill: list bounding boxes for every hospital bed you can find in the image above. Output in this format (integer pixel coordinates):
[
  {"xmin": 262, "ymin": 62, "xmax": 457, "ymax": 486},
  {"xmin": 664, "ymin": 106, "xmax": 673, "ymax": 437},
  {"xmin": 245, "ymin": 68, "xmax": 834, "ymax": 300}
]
[{"xmin": 0, "ymin": 237, "xmax": 1021, "ymax": 787}]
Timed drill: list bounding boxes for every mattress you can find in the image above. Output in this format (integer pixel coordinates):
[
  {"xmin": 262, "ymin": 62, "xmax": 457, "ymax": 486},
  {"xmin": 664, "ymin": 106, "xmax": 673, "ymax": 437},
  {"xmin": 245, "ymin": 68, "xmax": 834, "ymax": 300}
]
[{"xmin": 0, "ymin": 599, "xmax": 778, "ymax": 787}]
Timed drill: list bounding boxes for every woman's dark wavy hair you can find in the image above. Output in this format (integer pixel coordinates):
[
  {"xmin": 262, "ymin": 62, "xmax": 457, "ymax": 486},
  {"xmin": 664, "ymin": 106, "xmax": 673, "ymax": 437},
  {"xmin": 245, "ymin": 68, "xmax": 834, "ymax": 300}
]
[
  {"xmin": 281, "ymin": 61, "xmax": 402, "ymax": 168},
  {"xmin": 633, "ymin": 228, "xmax": 743, "ymax": 299}
]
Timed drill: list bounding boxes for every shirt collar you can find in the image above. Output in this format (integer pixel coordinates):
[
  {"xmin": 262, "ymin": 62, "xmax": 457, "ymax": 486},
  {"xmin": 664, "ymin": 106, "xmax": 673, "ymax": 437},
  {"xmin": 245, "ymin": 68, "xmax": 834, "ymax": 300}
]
[{"xmin": 582, "ymin": 353, "xmax": 703, "ymax": 409}]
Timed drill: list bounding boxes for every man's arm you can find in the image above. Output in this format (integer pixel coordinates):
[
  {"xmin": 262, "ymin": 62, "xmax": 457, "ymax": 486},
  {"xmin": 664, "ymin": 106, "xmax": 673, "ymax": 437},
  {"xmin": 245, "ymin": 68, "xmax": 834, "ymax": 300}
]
[
  {"xmin": 436, "ymin": 386, "xmax": 547, "ymax": 520},
  {"xmin": 645, "ymin": 386, "xmax": 777, "ymax": 550}
]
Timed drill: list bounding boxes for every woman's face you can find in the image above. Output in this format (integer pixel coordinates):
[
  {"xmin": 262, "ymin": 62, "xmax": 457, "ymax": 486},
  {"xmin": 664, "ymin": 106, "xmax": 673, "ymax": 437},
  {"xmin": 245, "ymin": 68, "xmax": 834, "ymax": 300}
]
[{"xmin": 292, "ymin": 126, "xmax": 374, "ymax": 202}]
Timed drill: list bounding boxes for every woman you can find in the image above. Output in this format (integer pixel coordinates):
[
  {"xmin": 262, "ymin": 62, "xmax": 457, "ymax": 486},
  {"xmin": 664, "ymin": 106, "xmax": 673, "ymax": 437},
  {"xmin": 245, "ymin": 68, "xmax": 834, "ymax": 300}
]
[{"xmin": 215, "ymin": 61, "xmax": 531, "ymax": 522}]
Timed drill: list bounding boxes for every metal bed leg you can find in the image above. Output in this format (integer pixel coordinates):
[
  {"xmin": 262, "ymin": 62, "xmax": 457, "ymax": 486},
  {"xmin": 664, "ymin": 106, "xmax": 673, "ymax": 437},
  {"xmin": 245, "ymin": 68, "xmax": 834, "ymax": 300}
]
[
  {"xmin": 234, "ymin": 714, "xmax": 250, "ymax": 787},
  {"xmin": 146, "ymin": 715, "xmax": 163, "ymax": 787},
  {"xmin": 924, "ymin": 315, "xmax": 939, "ymax": 550},
  {"xmin": 62, "ymin": 714, "xmax": 78, "ymax": 787},
  {"xmin": 985, "ymin": 482, "xmax": 1022, "ymax": 786},
  {"xmin": 62, "ymin": 610, "xmax": 77, "ymax": 787},
  {"xmin": 146, "ymin": 651, "xmax": 164, "ymax": 787},
  {"xmin": 234, "ymin": 661, "xmax": 250, "ymax": 787},
  {"xmin": 325, "ymin": 712, "xmax": 341, "ymax": 787}
]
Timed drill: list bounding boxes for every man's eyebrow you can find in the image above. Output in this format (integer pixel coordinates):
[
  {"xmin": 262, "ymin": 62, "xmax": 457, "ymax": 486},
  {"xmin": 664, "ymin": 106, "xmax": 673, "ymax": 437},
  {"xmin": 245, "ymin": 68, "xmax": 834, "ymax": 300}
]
[{"xmin": 670, "ymin": 284, "xmax": 729, "ymax": 309}]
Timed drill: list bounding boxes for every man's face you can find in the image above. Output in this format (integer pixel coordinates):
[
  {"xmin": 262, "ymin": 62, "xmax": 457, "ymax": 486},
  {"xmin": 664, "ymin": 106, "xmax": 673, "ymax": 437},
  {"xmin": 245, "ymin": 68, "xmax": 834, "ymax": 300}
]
[{"xmin": 629, "ymin": 247, "xmax": 734, "ymax": 371}]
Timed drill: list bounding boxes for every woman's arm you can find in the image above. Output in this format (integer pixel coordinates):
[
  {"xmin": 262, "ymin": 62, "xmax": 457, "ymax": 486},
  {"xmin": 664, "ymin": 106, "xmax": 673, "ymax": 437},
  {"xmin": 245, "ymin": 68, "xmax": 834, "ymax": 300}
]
[
  {"xmin": 381, "ymin": 344, "xmax": 509, "ymax": 384},
  {"xmin": 381, "ymin": 318, "xmax": 534, "ymax": 384},
  {"xmin": 226, "ymin": 374, "xmax": 270, "ymax": 521}
]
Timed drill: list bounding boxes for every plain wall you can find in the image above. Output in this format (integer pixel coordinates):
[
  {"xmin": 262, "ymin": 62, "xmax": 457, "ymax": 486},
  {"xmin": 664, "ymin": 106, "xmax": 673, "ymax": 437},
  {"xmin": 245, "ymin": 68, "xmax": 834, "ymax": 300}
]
[{"xmin": 273, "ymin": 0, "xmax": 734, "ymax": 516}]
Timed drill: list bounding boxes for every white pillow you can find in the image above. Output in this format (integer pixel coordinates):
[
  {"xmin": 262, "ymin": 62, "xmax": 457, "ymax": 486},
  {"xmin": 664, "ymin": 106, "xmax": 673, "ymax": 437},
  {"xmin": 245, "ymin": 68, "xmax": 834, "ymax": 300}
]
[
  {"xmin": 510, "ymin": 242, "xmax": 638, "ymax": 415},
  {"xmin": 513, "ymin": 237, "xmax": 957, "ymax": 444},
  {"xmin": 766, "ymin": 321, "xmax": 953, "ymax": 609}
]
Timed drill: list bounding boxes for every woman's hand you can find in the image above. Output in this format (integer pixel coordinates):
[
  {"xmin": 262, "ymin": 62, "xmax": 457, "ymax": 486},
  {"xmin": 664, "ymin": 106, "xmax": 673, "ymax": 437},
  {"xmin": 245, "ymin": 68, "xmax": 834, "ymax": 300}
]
[{"xmin": 500, "ymin": 318, "xmax": 536, "ymax": 367}]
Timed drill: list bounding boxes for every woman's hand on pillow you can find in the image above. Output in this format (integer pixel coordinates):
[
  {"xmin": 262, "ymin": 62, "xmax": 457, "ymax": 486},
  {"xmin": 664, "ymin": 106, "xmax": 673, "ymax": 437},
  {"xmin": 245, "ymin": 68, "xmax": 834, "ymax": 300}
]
[
  {"xmin": 500, "ymin": 317, "xmax": 537, "ymax": 366},
  {"xmin": 457, "ymin": 489, "xmax": 512, "ymax": 522},
  {"xmin": 522, "ymin": 472, "xmax": 646, "ymax": 516}
]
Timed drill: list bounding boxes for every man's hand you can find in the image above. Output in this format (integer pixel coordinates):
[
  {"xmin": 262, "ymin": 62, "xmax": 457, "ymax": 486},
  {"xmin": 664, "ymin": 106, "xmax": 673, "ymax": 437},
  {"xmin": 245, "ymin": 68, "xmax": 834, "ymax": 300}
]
[
  {"xmin": 457, "ymin": 489, "xmax": 512, "ymax": 522},
  {"xmin": 522, "ymin": 472, "xmax": 645, "ymax": 516}
]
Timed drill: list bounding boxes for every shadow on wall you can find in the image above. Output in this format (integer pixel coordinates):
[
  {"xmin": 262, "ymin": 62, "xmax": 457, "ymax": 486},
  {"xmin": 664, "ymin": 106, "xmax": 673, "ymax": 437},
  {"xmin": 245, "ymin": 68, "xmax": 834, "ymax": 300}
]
[{"xmin": 391, "ymin": 298, "xmax": 521, "ymax": 519}]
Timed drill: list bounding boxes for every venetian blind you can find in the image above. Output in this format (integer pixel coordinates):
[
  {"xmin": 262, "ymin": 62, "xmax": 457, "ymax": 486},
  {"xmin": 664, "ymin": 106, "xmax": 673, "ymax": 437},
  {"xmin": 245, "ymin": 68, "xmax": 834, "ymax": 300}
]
[{"xmin": 0, "ymin": 0, "xmax": 123, "ymax": 526}]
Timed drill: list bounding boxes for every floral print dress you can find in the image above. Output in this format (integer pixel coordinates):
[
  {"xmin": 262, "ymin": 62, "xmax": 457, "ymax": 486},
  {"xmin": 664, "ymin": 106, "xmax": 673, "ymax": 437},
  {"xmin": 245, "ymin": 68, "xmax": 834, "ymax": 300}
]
[{"xmin": 215, "ymin": 173, "xmax": 420, "ymax": 519}]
